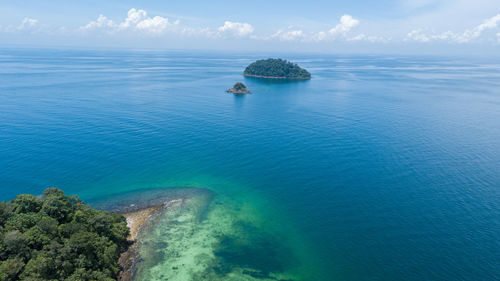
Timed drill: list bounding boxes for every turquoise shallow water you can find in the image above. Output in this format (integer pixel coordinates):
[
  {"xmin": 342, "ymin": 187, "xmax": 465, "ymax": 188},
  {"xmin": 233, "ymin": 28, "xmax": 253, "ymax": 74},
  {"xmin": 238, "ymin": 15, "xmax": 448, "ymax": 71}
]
[
  {"xmin": 92, "ymin": 187, "xmax": 312, "ymax": 281},
  {"xmin": 1, "ymin": 48, "xmax": 500, "ymax": 280}
]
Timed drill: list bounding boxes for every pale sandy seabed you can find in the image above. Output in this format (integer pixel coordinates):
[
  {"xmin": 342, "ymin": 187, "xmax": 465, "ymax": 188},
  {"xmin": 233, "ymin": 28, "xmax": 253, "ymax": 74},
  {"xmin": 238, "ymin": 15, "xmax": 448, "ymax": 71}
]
[{"xmin": 91, "ymin": 187, "xmax": 310, "ymax": 281}]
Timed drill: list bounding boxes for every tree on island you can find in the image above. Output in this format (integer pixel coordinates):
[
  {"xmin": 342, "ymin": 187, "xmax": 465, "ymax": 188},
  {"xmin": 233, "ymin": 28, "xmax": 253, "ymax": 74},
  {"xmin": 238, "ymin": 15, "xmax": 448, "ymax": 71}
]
[
  {"xmin": 244, "ymin": 58, "xmax": 311, "ymax": 79},
  {"xmin": 0, "ymin": 188, "xmax": 129, "ymax": 281},
  {"xmin": 227, "ymin": 82, "xmax": 250, "ymax": 94},
  {"xmin": 233, "ymin": 82, "xmax": 247, "ymax": 91}
]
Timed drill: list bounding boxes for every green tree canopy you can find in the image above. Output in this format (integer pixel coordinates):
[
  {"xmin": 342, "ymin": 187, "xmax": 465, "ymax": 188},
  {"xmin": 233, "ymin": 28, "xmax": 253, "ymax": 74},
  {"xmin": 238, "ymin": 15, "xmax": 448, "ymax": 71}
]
[
  {"xmin": 244, "ymin": 58, "xmax": 311, "ymax": 79},
  {"xmin": 233, "ymin": 82, "xmax": 247, "ymax": 91},
  {"xmin": 0, "ymin": 188, "xmax": 129, "ymax": 281}
]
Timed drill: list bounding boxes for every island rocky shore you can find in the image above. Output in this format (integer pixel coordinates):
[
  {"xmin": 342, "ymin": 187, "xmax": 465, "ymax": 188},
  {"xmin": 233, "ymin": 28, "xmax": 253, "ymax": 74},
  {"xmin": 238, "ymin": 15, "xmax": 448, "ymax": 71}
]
[
  {"xmin": 227, "ymin": 82, "xmax": 251, "ymax": 94},
  {"xmin": 226, "ymin": 88, "xmax": 251, "ymax": 94},
  {"xmin": 244, "ymin": 73, "xmax": 311, "ymax": 80}
]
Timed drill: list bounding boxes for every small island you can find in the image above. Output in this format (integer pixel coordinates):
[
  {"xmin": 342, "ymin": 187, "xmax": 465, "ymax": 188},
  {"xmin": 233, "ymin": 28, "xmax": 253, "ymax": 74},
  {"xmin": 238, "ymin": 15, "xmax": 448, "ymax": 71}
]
[
  {"xmin": 226, "ymin": 82, "xmax": 251, "ymax": 94},
  {"xmin": 244, "ymin": 58, "xmax": 311, "ymax": 79}
]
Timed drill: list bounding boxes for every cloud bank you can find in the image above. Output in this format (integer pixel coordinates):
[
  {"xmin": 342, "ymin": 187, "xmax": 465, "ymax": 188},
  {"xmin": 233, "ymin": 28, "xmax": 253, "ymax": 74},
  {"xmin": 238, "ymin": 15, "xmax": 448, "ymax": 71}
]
[
  {"xmin": 4, "ymin": 7, "xmax": 500, "ymax": 48},
  {"xmin": 269, "ymin": 15, "xmax": 371, "ymax": 42},
  {"xmin": 217, "ymin": 21, "xmax": 254, "ymax": 37},
  {"xmin": 406, "ymin": 14, "xmax": 500, "ymax": 43},
  {"xmin": 80, "ymin": 8, "xmax": 179, "ymax": 34},
  {"xmin": 18, "ymin": 18, "xmax": 38, "ymax": 30}
]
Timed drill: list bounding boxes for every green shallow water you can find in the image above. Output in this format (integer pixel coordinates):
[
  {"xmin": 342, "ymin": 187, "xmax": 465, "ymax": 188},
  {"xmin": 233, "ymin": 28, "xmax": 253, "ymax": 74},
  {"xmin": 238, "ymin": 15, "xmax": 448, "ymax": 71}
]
[{"xmin": 90, "ymin": 185, "xmax": 320, "ymax": 281}]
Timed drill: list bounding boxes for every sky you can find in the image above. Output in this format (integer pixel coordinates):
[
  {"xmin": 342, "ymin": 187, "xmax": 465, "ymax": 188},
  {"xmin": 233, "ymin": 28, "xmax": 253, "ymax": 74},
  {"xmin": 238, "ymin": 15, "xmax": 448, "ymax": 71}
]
[{"xmin": 1, "ymin": 0, "xmax": 500, "ymax": 54}]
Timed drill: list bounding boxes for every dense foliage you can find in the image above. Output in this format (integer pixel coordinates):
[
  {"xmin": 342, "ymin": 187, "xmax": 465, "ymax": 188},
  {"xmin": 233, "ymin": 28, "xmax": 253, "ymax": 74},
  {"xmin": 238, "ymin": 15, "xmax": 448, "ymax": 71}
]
[
  {"xmin": 0, "ymin": 188, "xmax": 129, "ymax": 281},
  {"xmin": 233, "ymin": 82, "xmax": 247, "ymax": 91},
  {"xmin": 244, "ymin": 58, "xmax": 311, "ymax": 79}
]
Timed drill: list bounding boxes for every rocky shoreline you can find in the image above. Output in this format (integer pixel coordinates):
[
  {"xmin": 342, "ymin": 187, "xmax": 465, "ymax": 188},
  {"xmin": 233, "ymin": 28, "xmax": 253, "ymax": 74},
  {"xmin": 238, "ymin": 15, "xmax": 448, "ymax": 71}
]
[
  {"xmin": 88, "ymin": 188, "xmax": 214, "ymax": 281},
  {"xmin": 117, "ymin": 199, "xmax": 184, "ymax": 281},
  {"xmin": 226, "ymin": 88, "xmax": 251, "ymax": 94},
  {"xmin": 244, "ymin": 73, "xmax": 311, "ymax": 80}
]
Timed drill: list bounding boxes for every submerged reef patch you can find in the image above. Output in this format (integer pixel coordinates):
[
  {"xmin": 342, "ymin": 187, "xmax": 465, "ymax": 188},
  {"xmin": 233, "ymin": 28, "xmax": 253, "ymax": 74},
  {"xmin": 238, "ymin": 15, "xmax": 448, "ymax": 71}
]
[{"xmin": 91, "ymin": 187, "xmax": 304, "ymax": 281}]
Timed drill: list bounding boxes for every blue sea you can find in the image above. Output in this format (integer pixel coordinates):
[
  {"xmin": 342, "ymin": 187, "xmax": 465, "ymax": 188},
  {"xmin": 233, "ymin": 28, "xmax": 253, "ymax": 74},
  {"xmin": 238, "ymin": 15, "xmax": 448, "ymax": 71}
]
[{"xmin": 1, "ymin": 48, "xmax": 499, "ymax": 281}]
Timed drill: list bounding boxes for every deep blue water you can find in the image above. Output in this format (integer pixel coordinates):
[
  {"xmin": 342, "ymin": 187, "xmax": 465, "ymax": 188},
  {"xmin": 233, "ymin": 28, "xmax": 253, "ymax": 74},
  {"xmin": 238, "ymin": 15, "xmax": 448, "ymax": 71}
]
[{"xmin": 1, "ymin": 48, "xmax": 500, "ymax": 280}]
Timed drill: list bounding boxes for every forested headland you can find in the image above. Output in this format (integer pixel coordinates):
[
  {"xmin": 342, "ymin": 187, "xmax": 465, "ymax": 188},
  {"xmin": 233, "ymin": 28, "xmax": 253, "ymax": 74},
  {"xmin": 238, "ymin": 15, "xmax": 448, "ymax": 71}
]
[{"xmin": 0, "ymin": 188, "xmax": 129, "ymax": 281}]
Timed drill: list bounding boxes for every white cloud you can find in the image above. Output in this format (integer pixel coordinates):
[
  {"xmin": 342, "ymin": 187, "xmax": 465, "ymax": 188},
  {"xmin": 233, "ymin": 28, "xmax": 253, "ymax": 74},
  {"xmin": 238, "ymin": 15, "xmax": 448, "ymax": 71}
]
[
  {"xmin": 80, "ymin": 10, "xmax": 253, "ymax": 39},
  {"xmin": 270, "ymin": 29, "xmax": 305, "ymax": 41},
  {"xmin": 0, "ymin": 17, "xmax": 41, "ymax": 33},
  {"xmin": 80, "ymin": 15, "xmax": 114, "ymax": 31},
  {"xmin": 18, "ymin": 18, "xmax": 38, "ymax": 30},
  {"xmin": 329, "ymin": 15, "xmax": 359, "ymax": 36},
  {"xmin": 315, "ymin": 31, "xmax": 327, "ymax": 41},
  {"xmin": 218, "ymin": 21, "xmax": 254, "ymax": 37},
  {"xmin": 310, "ymin": 15, "xmax": 360, "ymax": 41},
  {"xmin": 264, "ymin": 15, "xmax": 376, "ymax": 43},
  {"xmin": 347, "ymin": 33, "xmax": 388, "ymax": 42},
  {"xmin": 406, "ymin": 29, "xmax": 460, "ymax": 42},
  {"xmin": 459, "ymin": 14, "xmax": 500, "ymax": 42},
  {"xmin": 119, "ymin": 8, "xmax": 147, "ymax": 29},
  {"xmin": 179, "ymin": 26, "xmax": 215, "ymax": 37},
  {"xmin": 406, "ymin": 29, "xmax": 431, "ymax": 42},
  {"xmin": 406, "ymin": 14, "xmax": 500, "ymax": 43},
  {"xmin": 135, "ymin": 16, "xmax": 172, "ymax": 33},
  {"xmin": 265, "ymin": 14, "xmax": 361, "ymax": 42},
  {"xmin": 80, "ymin": 8, "xmax": 178, "ymax": 34}
]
